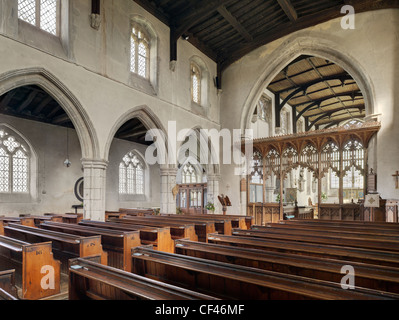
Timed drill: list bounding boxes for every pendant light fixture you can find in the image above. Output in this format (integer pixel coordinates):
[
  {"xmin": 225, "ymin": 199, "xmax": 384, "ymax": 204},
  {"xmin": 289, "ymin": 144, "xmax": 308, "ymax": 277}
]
[{"xmin": 64, "ymin": 127, "xmax": 72, "ymax": 168}]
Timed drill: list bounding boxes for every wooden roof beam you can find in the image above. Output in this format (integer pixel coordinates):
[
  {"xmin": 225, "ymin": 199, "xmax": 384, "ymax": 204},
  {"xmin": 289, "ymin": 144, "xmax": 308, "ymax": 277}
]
[
  {"xmin": 217, "ymin": 5, "xmax": 253, "ymax": 42},
  {"xmin": 277, "ymin": 0, "xmax": 298, "ymax": 22}
]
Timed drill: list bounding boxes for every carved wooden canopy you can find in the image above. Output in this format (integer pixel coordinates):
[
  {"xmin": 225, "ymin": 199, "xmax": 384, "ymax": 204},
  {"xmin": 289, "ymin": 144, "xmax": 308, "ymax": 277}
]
[{"xmin": 244, "ymin": 121, "xmax": 381, "ymax": 158}]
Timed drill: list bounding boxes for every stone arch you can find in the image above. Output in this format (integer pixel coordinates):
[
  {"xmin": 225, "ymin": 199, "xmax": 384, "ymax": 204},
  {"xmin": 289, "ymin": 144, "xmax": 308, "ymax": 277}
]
[
  {"xmin": 176, "ymin": 125, "xmax": 220, "ymax": 177},
  {"xmin": 104, "ymin": 105, "xmax": 169, "ymax": 162},
  {"xmin": 0, "ymin": 68, "xmax": 99, "ymax": 160},
  {"xmin": 240, "ymin": 34, "xmax": 376, "ymax": 133}
]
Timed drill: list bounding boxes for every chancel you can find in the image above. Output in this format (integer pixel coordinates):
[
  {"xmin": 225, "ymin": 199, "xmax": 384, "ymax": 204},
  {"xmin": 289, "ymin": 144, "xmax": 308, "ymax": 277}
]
[{"xmin": 0, "ymin": 0, "xmax": 398, "ymax": 303}]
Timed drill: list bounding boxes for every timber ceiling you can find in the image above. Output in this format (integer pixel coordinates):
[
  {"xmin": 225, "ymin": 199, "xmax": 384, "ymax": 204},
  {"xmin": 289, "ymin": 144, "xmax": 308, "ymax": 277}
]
[
  {"xmin": 267, "ymin": 55, "xmax": 365, "ymax": 130},
  {"xmin": 0, "ymin": 85, "xmax": 150, "ymax": 145},
  {"xmin": 133, "ymin": 0, "xmax": 398, "ymax": 86}
]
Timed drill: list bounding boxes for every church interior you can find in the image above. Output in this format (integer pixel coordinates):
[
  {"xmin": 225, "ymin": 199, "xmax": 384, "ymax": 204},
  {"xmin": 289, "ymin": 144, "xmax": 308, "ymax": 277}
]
[{"xmin": 0, "ymin": 0, "xmax": 399, "ymax": 304}]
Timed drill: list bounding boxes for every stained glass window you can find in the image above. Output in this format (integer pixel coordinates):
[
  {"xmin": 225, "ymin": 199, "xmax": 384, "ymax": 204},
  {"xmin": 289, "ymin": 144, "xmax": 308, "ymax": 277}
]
[
  {"xmin": 131, "ymin": 26, "xmax": 150, "ymax": 78},
  {"xmin": 119, "ymin": 151, "xmax": 145, "ymax": 195},
  {"xmin": 0, "ymin": 129, "xmax": 29, "ymax": 194},
  {"xmin": 18, "ymin": 0, "xmax": 59, "ymax": 36}
]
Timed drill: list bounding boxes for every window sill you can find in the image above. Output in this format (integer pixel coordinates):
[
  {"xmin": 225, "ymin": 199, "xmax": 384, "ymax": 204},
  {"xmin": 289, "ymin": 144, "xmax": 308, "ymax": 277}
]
[
  {"xmin": 190, "ymin": 101, "xmax": 208, "ymax": 117},
  {"xmin": 128, "ymin": 73, "xmax": 157, "ymax": 96},
  {"xmin": 17, "ymin": 19, "xmax": 68, "ymax": 59}
]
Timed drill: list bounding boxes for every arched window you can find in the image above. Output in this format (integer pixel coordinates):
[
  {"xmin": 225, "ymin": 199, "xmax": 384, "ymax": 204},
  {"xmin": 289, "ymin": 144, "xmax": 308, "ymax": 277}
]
[
  {"xmin": 18, "ymin": 0, "xmax": 59, "ymax": 35},
  {"xmin": 191, "ymin": 62, "xmax": 201, "ymax": 105},
  {"xmin": 130, "ymin": 24, "xmax": 150, "ymax": 78},
  {"xmin": 119, "ymin": 151, "xmax": 144, "ymax": 195},
  {"xmin": 0, "ymin": 128, "xmax": 29, "ymax": 193},
  {"xmin": 182, "ymin": 163, "xmax": 198, "ymax": 184}
]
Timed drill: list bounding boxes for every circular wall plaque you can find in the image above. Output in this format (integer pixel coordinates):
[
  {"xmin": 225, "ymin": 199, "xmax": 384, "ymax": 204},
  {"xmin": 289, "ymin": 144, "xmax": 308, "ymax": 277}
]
[{"xmin": 74, "ymin": 177, "xmax": 84, "ymax": 202}]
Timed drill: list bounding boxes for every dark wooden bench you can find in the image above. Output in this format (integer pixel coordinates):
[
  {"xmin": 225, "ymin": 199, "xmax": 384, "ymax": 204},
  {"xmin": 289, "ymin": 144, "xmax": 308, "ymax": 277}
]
[
  {"xmin": 131, "ymin": 246, "xmax": 399, "ymax": 300},
  {"xmin": 175, "ymin": 239, "xmax": 399, "ymax": 294},
  {"xmin": 105, "ymin": 211, "xmax": 127, "ymax": 220},
  {"xmin": 160, "ymin": 214, "xmax": 232, "ymax": 235},
  {"xmin": 254, "ymin": 223, "xmax": 399, "ymax": 241},
  {"xmin": 79, "ymin": 220, "xmax": 174, "ymax": 253},
  {"xmin": 285, "ymin": 219, "xmax": 399, "ymax": 230},
  {"xmin": 69, "ymin": 257, "xmax": 218, "ymax": 300},
  {"xmin": 0, "ymin": 217, "xmax": 36, "ymax": 227},
  {"xmin": 127, "ymin": 215, "xmax": 215, "ymax": 242},
  {"xmin": 0, "ymin": 235, "xmax": 61, "ymax": 300},
  {"xmin": 3, "ymin": 223, "xmax": 107, "ymax": 274},
  {"xmin": 207, "ymin": 233, "xmax": 399, "ymax": 268},
  {"xmin": 267, "ymin": 221, "xmax": 399, "ymax": 236},
  {"xmin": 108, "ymin": 216, "xmax": 198, "ymax": 242},
  {"xmin": 119, "ymin": 208, "xmax": 154, "ymax": 216},
  {"xmin": 0, "ymin": 269, "xmax": 18, "ymax": 300},
  {"xmin": 40, "ymin": 221, "xmax": 141, "ymax": 271},
  {"xmin": 232, "ymin": 228, "xmax": 399, "ymax": 252},
  {"xmin": 163, "ymin": 213, "xmax": 247, "ymax": 230}
]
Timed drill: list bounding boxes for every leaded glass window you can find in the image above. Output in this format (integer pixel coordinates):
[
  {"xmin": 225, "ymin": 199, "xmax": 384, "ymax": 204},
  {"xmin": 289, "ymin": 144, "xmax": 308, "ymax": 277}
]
[
  {"xmin": 18, "ymin": 0, "xmax": 59, "ymax": 36},
  {"xmin": 131, "ymin": 25, "xmax": 150, "ymax": 78},
  {"xmin": 182, "ymin": 163, "xmax": 198, "ymax": 184},
  {"xmin": 119, "ymin": 151, "xmax": 145, "ymax": 195},
  {"xmin": 191, "ymin": 63, "xmax": 201, "ymax": 104},
  {"xmin": 0, "ymin": 129, "xmax": 29, "ymax": 194}
]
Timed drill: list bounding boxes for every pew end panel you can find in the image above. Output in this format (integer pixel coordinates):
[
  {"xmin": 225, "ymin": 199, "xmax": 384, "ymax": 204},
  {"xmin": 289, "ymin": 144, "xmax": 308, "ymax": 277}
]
[
  {"xmin": 79, "ymin": 236, "xmax": 108, "ymax": 266},
  {"xmin": 22, "ymin": 242, "xmax": 61, "ymax": 300}
]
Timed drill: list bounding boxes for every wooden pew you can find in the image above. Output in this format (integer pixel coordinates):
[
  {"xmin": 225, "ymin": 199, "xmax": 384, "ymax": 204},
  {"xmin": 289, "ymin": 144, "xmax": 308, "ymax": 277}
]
[
  {"xmin": 139, "ymin": 216, "xmax": 215, "ymax": 242},
  {"xmin": 175, "ymin": 239, "xmax": 399, "ymax": 294},
  {"xmin": 40, "ymin": 221, "xmax": 140, "ymax": 271},
  {"xmin": 131, "ymin": 246, "xmax": 399, "ymax": 300},
  {"xmin": 54, "ymin": 213, "xmax": 84, "ymax": 224},
  {"xmin": 0, "ymin": 269, "xmax": 18, "ymax": 300},
  {"xmin": 161, "ymin": 214, "xmax": 232, "ymax": 235},
  {"xmin": 164, "ymin": 213, "xmax": 248, "ymax": 230},
  {"xmin": 108, "ymin": 216, "xmax": 198, "ymax": 242},
  {"xmin": 79, "ymin": 220, "xmax": 174, "ymax": 253},
  {"xmin": 119, "ymin": 208, "xmax": 154, "ymax": 216},
  {"xmin": 232, "ymin": 228, "xmax": 399, "ymax": 252},
  {"xmin": 0, "ymin": 235, "xmax": 61, "ymax": 300},
  {"xmin": 266, "ymin": 221, "xmax": 399, "ymax": 236},
  {"xmin": 285, "ymin": 219, "xmax": 399, "ymax": 230},
  {"xmin": 207, "ymin": 233, "xmax": 399, "ymax": 268},
  {"xmin": 0, "ymin": 217, "xmax": 36, "ymax": 227},
  {"xmin": 69, "ymin": 257, "xmax": 218, "ymax": 300},
  {"xmin": 105, "ymin": 211, "xmax": 127, "ymax": 220},
  {"xmin": 3, "ymin": 223, "xmax": 107, "ymax": 273},
  {"xmin": 0, "ymin": 221, "xmax": 3, "ymax": 236},
  {"xmin": 254, "ymin": 223, "xmax": 399, "ymax": 241}
]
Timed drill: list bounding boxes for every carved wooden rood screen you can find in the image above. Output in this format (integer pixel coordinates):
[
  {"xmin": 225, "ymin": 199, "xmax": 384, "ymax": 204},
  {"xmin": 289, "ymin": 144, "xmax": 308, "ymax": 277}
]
[{"xmin": 244, "ymin": 121, "xmax": 381, "ymax": 225}]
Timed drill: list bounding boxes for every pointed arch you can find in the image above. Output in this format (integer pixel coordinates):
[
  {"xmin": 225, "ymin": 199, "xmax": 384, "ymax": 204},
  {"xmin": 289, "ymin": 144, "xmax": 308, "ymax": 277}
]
[
  {"xmin": 104, "ymin": 105, "xmax": 169, "ymax": 162},
  {"xmin": 240, "ymin": 34, "xmax": 376, "ymax": 133},
  {"xmin": 0, "ymin": 68, "xmax": 99, "ymax": 160}
]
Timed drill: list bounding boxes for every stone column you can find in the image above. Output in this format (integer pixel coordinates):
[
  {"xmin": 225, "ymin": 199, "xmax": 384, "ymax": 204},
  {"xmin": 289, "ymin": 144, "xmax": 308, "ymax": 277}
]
[
  {"xmin": 207, "ymin": 173, "xmax": 221, "ymax": 214},
  {"xmin": 82, "ymin": 159, "xmax": 108, "ymax": 221},
  {"xmin": 160, "ymin": 166, "xmax": 178, "ymax": 214}
]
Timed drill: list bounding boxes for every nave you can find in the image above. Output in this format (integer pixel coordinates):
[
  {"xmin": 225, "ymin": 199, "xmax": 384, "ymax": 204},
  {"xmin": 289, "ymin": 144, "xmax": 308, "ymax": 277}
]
[{"xmin": 0, "ymin": 210, "xmax": 398, "ymax": 301}]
